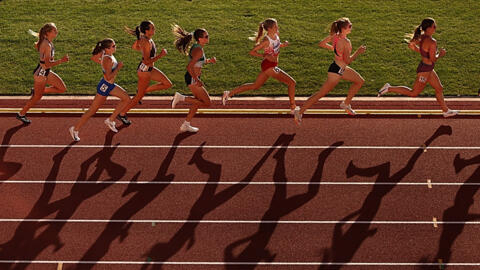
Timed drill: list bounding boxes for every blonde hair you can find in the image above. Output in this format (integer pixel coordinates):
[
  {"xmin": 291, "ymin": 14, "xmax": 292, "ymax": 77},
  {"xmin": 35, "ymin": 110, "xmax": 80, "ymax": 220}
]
[
  {"xmin": 250, "ymin": 18, "xmax": 277, "ymax": 45},
  {"xmin": 29, "ymin": 23, "xmax": 56, "ymax": 51},
  {"xmin": 172, "ymin": 24, "xmax": 206, "ymax": 55}
]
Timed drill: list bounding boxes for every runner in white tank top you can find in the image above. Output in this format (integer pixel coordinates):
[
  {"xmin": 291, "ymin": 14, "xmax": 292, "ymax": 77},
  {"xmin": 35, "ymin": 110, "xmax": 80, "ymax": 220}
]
[{"xmin": 223, "ymin": 18, "xmax": 298, "ymax": 114}]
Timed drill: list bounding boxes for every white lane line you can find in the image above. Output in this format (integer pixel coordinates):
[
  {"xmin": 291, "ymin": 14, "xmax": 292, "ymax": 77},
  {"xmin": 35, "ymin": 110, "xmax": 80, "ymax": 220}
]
[
  {"xmin": 0, "ymin": 180, "xmax": 478, "ymax": 186},
  {"xmin": 0, "ymin": 144, "xmax": 479, "ymax": 150},
  {"xmin": 0, "ymin": 260, "xmax": 478, "ymax": 266},
  {"xmin": 0, "ymin": 219, "xmax": 478, "ymax": 225}
]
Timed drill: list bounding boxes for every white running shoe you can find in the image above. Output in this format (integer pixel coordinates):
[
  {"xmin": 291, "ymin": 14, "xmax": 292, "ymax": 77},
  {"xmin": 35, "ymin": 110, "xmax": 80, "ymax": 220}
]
[
  {"xmin": 180, "ymin": 121, "xmax": 199, "ymax": 133},
  {"xmin": 104, "ymin": 118, "xmax": 118, "ymax": 133},
  {"xmin": 69, "ymin": 126, "xmax": 80, "ymax": 141},
  {"xmin": 290, "ymin": 106, "xmax": 300, "ymax": 115},
  {"xmin": 443, "ymin": 109, "xmax": 459, "ymax": 118},
  {"xmin": 378, "ymin": 83, "xmax": 390, "ymax": 97},
  {"xmin": 222, "ymin": 91, "xmax": 230, "ymax": 106},
  {"xmin": 340, "ymin": 102, "xmax": 356, "ymax": 116},
  {"xmin": 293, "ymin": 108, "xmax": 302, "ymax": 125},
  {"xmin": 172, "ymin": 92, "xmax": 184, "ymax": 109}
]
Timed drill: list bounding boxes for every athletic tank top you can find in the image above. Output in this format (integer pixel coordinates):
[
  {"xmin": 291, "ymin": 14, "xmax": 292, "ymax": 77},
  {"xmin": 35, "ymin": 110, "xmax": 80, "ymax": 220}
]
[
  {"xmin": 39, "ymin": 40, "xmax": 55, "ymax": 64},
  {"xmin": 101, "ymin": 53, "xmax": 118, "ymax": 74},
  {"xmin": 142, "ymin": 38, "xmax": 156, "ymax": 60},
  {"xmin": 264, "ymin": 34, "xmax": 280, "ymax": 56},
  {"xmin": 419, "ymin": 37, "xmax": 431, "ymax": 59},
  {"xmin": 189, "ymin": 43, "xmax": 206, "ymax": 68}
]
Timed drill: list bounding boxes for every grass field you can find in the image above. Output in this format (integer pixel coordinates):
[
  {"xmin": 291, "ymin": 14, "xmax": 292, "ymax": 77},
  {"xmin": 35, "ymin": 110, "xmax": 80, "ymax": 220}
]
[{"xmin": 0, "ymin": 0, "xmax": 479, "ymax": 96}]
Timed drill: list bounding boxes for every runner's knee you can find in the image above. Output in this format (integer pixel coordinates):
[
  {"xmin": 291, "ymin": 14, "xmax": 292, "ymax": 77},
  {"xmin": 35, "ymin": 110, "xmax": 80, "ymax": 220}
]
[
  {"xmin": 410, "ymin": 91, "xmax": 421, "ymax": 97},
  {"xmin": 251, "ymin": 84, "xmax": 262, "ymax": 90},
  {"xmin": 288, "ymin": 79, "xmax": 296, "ymax": 87},
  {"xmin": 356, "ymin": 78, "xmax": 365, "ymax": 87},
  {"xmin": 203, "ymin": 99, "xmax": 212, "ymax": 107},
  {"xmin": 435, "ymin": 86, "xmax": 444, "ymax": 93},
  {"xmin": 57, "ymin": 84, "xmax": 67, "ymax": 93},
  {"xmin": 122, "ymin": 95, "xmax": 131, "ymax": 102}
]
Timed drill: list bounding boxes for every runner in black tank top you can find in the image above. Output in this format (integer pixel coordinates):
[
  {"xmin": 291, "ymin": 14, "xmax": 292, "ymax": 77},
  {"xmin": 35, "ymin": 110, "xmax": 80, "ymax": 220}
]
[
  {"xmin": 120, "ymin": 20, "xmax": 172, "ymax": 125},
  {"xmin": 18, "ymin": 23, "xmax": 69, "ymax": 124},
  {"xmin": 294, "ymin": 17, "xmax": 366, "ymax": 124}
]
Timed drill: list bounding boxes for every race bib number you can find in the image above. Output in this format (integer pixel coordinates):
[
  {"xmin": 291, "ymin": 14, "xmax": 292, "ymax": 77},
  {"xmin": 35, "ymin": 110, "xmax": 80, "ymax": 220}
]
[
  {"xmin": 139, "ymin": 63, "xmax": 149, "ymax": 72},
  {"xmin": 99, "ymin": 84, "xmax": 108, "ymax": 92},
  {"xmin": 38, "ymin": 68, "xmax": 46, "ymax": 76}
]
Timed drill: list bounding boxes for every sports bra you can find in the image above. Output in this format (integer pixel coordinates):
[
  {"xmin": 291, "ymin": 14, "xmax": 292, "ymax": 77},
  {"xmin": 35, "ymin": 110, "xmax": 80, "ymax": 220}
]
[
  {"xmin": 39, "ymin": 40, "xmax": 55, "ymax": 64},
  {"xmin": 332, "ymin": 35, "xmax": 344, "ymax": 62},
  {"xmin": 142, "ymin": 38, "xmax": 156, "ymax": 60},
  {"xmin": 189, "ymin": 43, "xmax": 206, "ymax": 68}
]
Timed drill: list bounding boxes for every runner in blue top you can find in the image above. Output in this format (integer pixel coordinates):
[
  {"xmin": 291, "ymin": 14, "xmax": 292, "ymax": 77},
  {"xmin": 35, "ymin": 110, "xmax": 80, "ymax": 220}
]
[
  {"xmin": 17, "ymin": 23, "xmax": 69, "ymax": 124},
  {"xmin": 171, "ymin": 24, "xmax": 217, "ymax": 133},
  {"xmin": 377, "ymin": 18, "xmax": 458, "ymax": 117},
  {"xmin": 69, "ymin": 39, "xmax": 131, "ymax": 141}
]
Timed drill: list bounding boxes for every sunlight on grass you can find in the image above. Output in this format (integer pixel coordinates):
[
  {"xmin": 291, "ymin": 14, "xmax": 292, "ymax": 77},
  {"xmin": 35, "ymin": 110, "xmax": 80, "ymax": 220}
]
[{"xmin": 0, "ymin": 0, "xmax": 478, "ymax": 96}]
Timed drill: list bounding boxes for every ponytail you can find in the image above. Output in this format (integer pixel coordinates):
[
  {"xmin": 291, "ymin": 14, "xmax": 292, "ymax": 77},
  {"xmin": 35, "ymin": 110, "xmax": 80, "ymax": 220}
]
[
  {"xmin": 172, "ymin": 24, "xmax": 193, "ymax": 55},
  {"xmin": 30, "ymin": 23, "xmax": 56, "ymax": 51},
  {"xmin": 172, "ymin": 24, "xmax": 206, "ymax": 55},
  {"xmin": 124, "ymin": 25, "xmax": 141, "ymax": 40},
  {"xmin": 92, "ymin": 38, "xmax": 114, "ymax": 55},
  {"xmin": 251, "ymin": 23, "xmax": 264, "ymax": 44},
  {"xmin": 409, "ymin": 18, "xmax": 435, "ymax": 42},
  {"xmin": 410, "ymin": 25, "xmax": 422, "ymax": 42},
  {"xmin": 250, "ymin": 18, "xmax": 277, "ymax": 45},
  {"xmin": 125, "ymin": 20, "xmax": 154, "ymax": 40},
  {"xmin": 330, "ymin": 18, "xmax": 350, "ymax": 35}
]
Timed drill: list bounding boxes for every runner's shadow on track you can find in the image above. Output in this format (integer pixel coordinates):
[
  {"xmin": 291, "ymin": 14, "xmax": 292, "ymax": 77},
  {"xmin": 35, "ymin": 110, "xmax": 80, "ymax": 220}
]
[
  {"xmin": 0, "ymin": 130, "xmax": 126, "ymax": 269},
  {"xmin": 223, "ymin": 138, "xmax": 343, "ymax": 270},
  {"xmin": 0, "ymin": 124, "xmax": 27, "ymax": 181},
  {"xmin": 73, "ymin": 132, "xmax": 195, "ymax": 270},
  {"xmin": 417, "ymin": 153, "xmax": 480, "ymax": 270},
  {"xmin": 141, "ymin": 134, "xmax": 297, "ymax": 270},
  {"xmin": 318, "ymin": 125, "xmax": 452, "ymax": 270},
  {"xmin": 0, "ymin": 141, "xmax": 77, "ymax": 268}
]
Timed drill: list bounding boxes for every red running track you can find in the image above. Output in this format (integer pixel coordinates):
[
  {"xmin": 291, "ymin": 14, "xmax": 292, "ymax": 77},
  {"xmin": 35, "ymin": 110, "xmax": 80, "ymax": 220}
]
[{"xmin": 0, "ymin": 113, "xmax": 480, "ymax": 269}]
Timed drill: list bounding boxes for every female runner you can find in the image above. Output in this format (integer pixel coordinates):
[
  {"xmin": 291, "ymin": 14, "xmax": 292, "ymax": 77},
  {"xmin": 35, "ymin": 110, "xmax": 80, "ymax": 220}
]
[
  {"xmin": 222, "ymin": 18, "xmax": 297, "ymax": 113},
  {"xmin": 69, "ymin": 39, "xmax": 130, "ymax": 141},
  {"xmin": 294, "ymin": 17, "xmax": 366, "ymax": 124},
  {"xmin": 171, "ymin": 24, "xmax": 216, "ymax": 133},
  {"xmin": 378, "ymin": 18, "xmax": 458, "ymax": 117},
  {"xmin": 120, "ymin": 20, "xmax": 172, "ymax": 125},
  {"xmin": 18, "ymin": 23, "xmax": 69, "ymax": 124}
]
